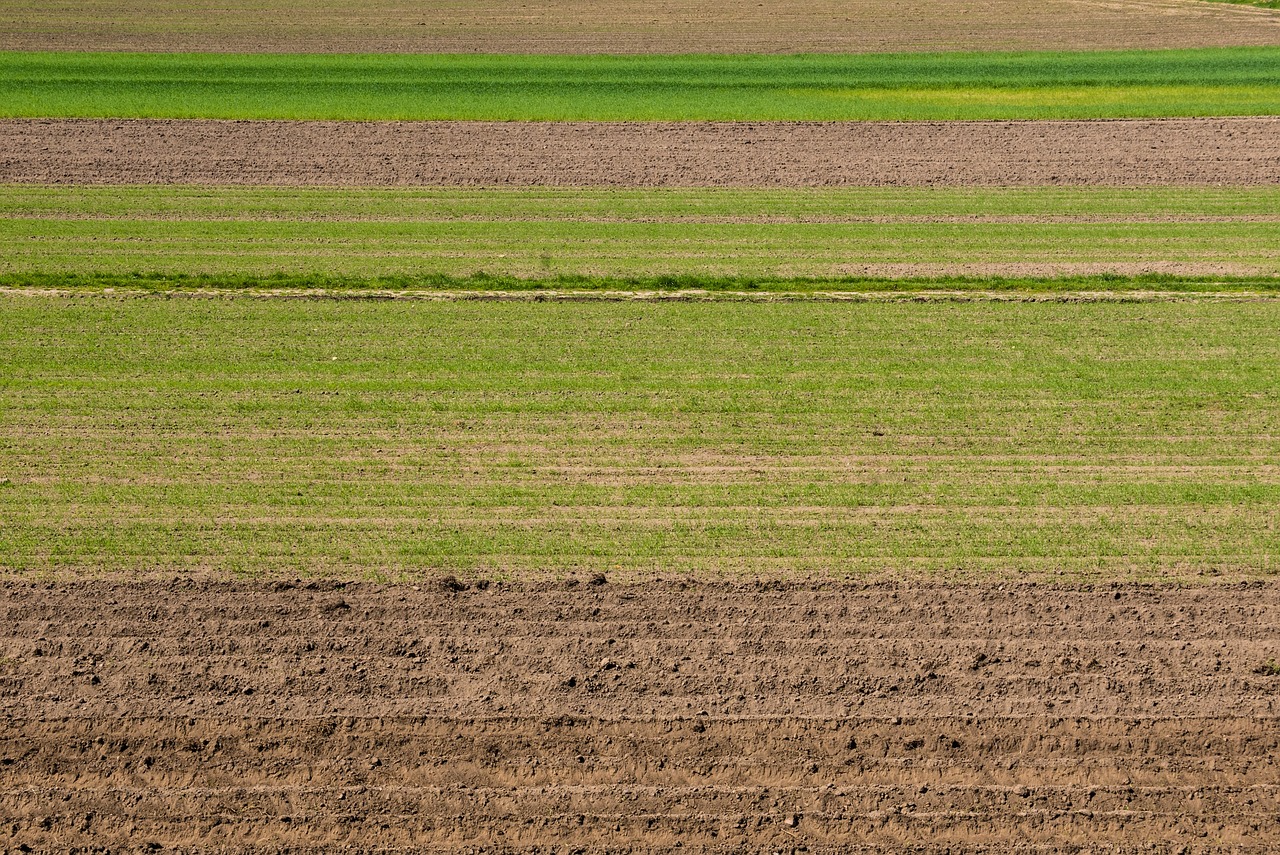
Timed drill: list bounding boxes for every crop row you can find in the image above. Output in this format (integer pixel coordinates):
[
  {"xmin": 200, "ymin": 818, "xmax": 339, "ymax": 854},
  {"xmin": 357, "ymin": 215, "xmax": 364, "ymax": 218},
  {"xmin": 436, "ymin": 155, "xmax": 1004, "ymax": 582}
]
[{"xmin": 3, "ymin": 47, "xmax": 1278, "ymax": 120}]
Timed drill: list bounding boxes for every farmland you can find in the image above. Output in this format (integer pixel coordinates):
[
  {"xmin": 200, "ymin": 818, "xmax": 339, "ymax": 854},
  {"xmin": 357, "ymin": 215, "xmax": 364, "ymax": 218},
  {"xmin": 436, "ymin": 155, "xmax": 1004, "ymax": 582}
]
[
  {"xmin": 3, "ymin": 0, "xmax": 1280, "ymax": 848},
  {"xmin": 1, "ymin": 0, "xmax": 1276, "ymax": 53},
  {"xmin": 3, "ymin": 48, "xmax": 1280, "ymax": 120},
  {"xmin": 4, "ymin": 296, "xmax": 1280, "ymax": 580},
  {"xmin": 3, "ymin": 186, "xmax": 1278, "ymax": 280},
  {"xmin": 6, "ymin": 117, "xmax": 1277, "ymax": 189},
  {"xmin": 5, "ymin": 580, "xmax": 1280, "ymax": 851}
]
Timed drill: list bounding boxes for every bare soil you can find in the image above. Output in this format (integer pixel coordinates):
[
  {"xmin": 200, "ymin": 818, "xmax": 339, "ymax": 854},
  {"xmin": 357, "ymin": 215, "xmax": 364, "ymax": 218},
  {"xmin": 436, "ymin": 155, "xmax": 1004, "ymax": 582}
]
[
  {"xmin": 5, "ymin": 117, "xmax": 1280, "ymax": 188},
  {"xmin": 0, "ymin": 0, "xmax": 1276, "ymax": 53},
  {"xmin": 3, "ymin": 579, "xmax": 1278, "ymax": 852}
]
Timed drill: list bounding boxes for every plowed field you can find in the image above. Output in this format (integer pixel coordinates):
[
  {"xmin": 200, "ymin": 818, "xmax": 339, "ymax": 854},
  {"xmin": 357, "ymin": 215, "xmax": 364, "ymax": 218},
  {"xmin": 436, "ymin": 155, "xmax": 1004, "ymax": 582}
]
[
  {"xmin": 5, "ymin": 117, "xmax": 1279, "ymax": 187},
  {"xmin": 3, "ymin": 580, "xmax": 1278, "ymax": 852},
  {"xmin": 1, "ymin": 0, "xmax": 1276, "ymax": 53}
]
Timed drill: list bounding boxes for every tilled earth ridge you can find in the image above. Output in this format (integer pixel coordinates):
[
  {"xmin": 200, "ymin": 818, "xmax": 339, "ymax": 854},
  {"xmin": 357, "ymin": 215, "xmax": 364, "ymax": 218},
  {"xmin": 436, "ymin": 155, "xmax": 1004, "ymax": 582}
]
[
  {"xmin": 2, "ymin": 580, "xmax": 1279, "ymax": 852},
  {"xmin": 1, "ymin": 0, "xmax": 1276, "ymax": 54},
  {"xmin": 4, "ymin": 118, "xmax": 1280, "ymax": 188}
]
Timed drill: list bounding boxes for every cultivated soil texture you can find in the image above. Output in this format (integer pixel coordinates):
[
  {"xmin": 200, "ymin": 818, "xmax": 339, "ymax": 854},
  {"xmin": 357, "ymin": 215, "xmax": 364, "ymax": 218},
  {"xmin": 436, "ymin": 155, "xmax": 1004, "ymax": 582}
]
[
  {"xmin": 1, "ymin": 0, "xmax": 1277, "ymax": 53},
  {"xmin": 2, "ymin": 580, "xmax": 1279, "ymax": 852},
  {"xmin": 5, "ymin": 117, "xmax": 1280, "ymax": 188}
]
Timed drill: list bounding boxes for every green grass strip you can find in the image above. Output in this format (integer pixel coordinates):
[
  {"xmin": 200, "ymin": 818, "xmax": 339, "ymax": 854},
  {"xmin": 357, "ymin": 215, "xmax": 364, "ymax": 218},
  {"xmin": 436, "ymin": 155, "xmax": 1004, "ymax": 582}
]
[
  {"xmin": 3, "ymin": 296, "xmax": 1279, "ymax": 580},
  {"xmin": 2, "ymin": 47, "xmax": 1279, "ymax": 120},
  {"xmin": 7, "ymin": 184, "xmax": 1280, "ymax": 220},
  {"xmin": 6, "ymin": 271, "xmax": 1280, "ymax": 295},
  {"xmin": 1201, "ymin": 0, "xmax": 1280, "ymax": 9},
  {"xmin": 3, "ymin": 186, "xmax": 1278, "ymax": 280}
]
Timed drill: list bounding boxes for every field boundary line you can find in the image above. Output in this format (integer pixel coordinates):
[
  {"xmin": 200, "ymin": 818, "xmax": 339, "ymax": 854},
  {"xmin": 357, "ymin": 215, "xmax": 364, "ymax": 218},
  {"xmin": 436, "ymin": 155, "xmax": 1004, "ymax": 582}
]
[{"xmin": 6, "ymin": 286, "xmax": 1280, "ymax": 304}]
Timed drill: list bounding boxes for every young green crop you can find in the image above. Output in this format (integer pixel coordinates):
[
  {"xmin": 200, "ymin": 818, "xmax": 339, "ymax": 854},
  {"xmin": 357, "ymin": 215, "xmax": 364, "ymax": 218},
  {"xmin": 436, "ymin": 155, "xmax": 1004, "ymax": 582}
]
[
  {"xmin": 2, "ymin": 296, "xmax": 1278, "ymax": 580},
  {"xmin": 2, "ymin": 47, "xmax": 1278, "ymax": 120},
  {"xmin": 3, "ymin": 186, "xmax": 1278, "ymax": 281}
]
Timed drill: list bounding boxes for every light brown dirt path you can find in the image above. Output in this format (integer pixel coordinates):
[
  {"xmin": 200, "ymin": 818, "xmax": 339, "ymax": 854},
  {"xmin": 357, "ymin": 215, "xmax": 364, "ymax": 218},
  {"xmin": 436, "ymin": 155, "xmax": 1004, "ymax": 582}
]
[
  {"xmin": 2, "ymin": 580, "xmax": 1278, "ymax": 852},
  {"xmin": 0, "ymin": 0, "xmax": 1276, "ymax": 53},
  {"xmin": 5, "ymin": 117, "xmax": 1280, "ymax": 188}
]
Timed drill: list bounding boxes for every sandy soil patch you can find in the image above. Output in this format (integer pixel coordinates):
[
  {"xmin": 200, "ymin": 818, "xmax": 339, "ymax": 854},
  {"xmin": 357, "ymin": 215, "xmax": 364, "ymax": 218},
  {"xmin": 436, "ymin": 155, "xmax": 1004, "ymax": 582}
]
[
  {"xmin": 4, "ymin": 117, "xmax": 1279, "ymax": 188},
  {"xmin": 2, "ymin": 580, "xmax": 1277, "ymax": 851}
]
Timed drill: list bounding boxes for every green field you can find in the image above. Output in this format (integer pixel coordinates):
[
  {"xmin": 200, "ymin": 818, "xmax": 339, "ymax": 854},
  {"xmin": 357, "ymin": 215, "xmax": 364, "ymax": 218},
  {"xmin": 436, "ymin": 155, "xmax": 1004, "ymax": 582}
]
[
  {"xmin": 3, "ymin": 47, "xmax": 1279, "ymax": 120},
  {"xmin": 4, "ymin": 185, "xmax": 1279, "ymax": 282},
  {"xmin": 4, "ymin": 44, "xmax": 1279, "ymax": 583},
  {"xmin": 2, "ymin": 296, "xmax": 1278, "ymax": 580}
]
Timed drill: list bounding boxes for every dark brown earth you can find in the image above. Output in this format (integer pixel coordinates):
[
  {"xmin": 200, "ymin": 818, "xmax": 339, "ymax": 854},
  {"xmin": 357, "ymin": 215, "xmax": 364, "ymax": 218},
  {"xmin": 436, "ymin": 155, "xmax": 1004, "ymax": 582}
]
[
  {"xmin": 5, "ymin": 117, "xmax": 1280, "ymax": 188},
  {"xmin": 3, "ymin": 579, "xmax": 1278, "ymax": 852},
  {"xmin": 1, "ymin": 0, "xmax": 1276, "ymax": 54}
]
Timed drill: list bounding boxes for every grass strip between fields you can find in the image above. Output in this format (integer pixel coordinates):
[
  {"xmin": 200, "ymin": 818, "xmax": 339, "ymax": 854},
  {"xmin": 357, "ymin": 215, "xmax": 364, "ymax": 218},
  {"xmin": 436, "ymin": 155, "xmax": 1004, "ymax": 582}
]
[
  {"xmin": 6, "ymin": 272, "xmax": 1280, "ymax": 298},
  {"xmin": 3, "ymin": 186, "xmax": 1278, "ymax": 281},
  {"xmin": 3, "ymin": 296, "xmax": 1278, "ymax": 580},
  {"xmin": 3, "ymin": 47, "xmax": 1279, "ymax": 120}
]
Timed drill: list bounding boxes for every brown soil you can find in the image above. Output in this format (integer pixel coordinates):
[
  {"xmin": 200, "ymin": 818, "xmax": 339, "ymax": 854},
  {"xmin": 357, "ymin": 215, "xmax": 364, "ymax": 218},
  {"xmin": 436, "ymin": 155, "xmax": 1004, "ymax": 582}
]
[
  {"xmin": 5, "ymin": 117, "xmax": 1280, "ymax": 188},
  {"xmin": 3, "ymin": 579, "xmax": 1278, "ymax": 852},
  {"xmin": 1, "ymin": 0, "xmax": 1276, "ymax": 53}
]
